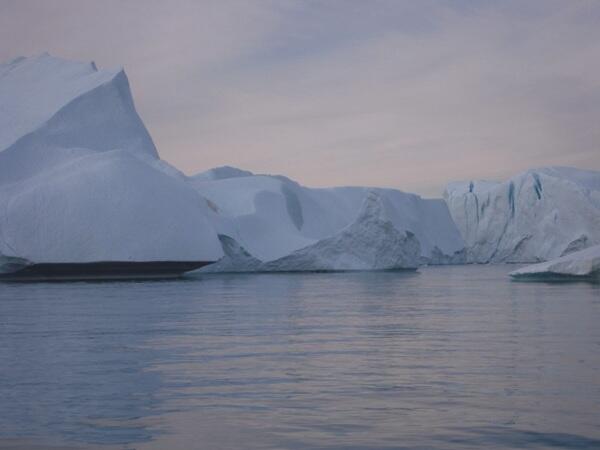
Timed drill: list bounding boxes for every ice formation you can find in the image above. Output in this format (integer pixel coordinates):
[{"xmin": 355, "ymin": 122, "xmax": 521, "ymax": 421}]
[
  {"xmin": 1, "ymin": 54, "xmax": 443, "ymax": 272},
  {"xmin": 189, "ymin": 168, "xmax": 464, "ymax": 271},
  {"xmin": 0, "ymin": 54, "xmax": 223, "ymax": 264},
  {"xmin": 199, "ymin": 192, "xmax": 421, "ymax": 272},
  {"xmin": 510, "ymin": 244, "xmax": 600, "ymax": 280},
  {"xmin": 444, "ymin": 167, "xmax": 600, "ymax": 263},
  {"xmin": 10, "ymin": 54, "xmax": 599, "ymax": 274}
]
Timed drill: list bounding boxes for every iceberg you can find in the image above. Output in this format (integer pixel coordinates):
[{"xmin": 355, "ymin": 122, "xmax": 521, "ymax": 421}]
[
  {"xmin": 510, "ymin": 244, "xmax": 600, "ymax": 280},
  {"xmin": 200, "ymin": 191, "xmax": 421, "ymax": 272},
  {"xmin": 0, "ymin": 54, "xmax": 223, "ymax": 274},
  {"xmin": 190, "ymin": 168, "xmax": 464, "ymax": 271},
  {"xmin": 0, "ymin": 53, "xmax": 463, "ymax": 275},
  {"xmin": 444, "ymin": 167, "xmax": 600, "ymax": 263}
]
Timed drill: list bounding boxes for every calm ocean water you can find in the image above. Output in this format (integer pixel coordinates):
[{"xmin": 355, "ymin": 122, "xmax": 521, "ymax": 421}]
[{"xmin": 0, "ymin": 265, "xmax": 599, "ymax": 450}]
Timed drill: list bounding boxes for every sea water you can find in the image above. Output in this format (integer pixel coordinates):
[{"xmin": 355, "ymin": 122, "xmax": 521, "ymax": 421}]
[{"xmin": 1, "ymin": 265, "xmax": 599, "ymax": 449}]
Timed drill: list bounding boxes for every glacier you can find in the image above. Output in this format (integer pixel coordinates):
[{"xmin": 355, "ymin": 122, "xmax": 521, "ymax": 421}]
[
  {"xmin": 510, "ymin": 244, "xmax": 600, "ymax": 280},
  {"xmin": 444, "ymin": 167, "xmax": 600, "ymax": 263}
]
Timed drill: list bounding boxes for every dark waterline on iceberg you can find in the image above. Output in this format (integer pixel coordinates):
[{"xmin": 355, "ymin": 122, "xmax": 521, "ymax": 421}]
[
  {"xmin": 0, "ymin": 266, "xmax": 599, "ymax": 449},
  {"xmin": 0, "ymin": 260, "xmax": 213, "ymax": 281}
]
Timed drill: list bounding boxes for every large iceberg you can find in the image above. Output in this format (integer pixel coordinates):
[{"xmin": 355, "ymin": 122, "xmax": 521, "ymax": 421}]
[
  {"xmin": 189, "ymin": 167, "xmax": 464, "ymax": 272},
  {"xmin": 510, "ymin": 244, "xmax": 600, "ymax": 280},
  {"xmin": 1, "ymin": 54, "xmax": 450, "ymax": 274},
  {"xmin": 0, "ymin": 54, "xmax": 223, "ymax": 266},
  {"xmin": 444, "ymin": 167, "xmax": 600, "ymax": 263}
]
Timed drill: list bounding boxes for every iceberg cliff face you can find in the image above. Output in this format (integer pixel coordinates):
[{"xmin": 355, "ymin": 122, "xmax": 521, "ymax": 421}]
[
  {"xmin": 510, "ymin": 244, "xmax": 600, "ymax": 280},
  {"xmin": 0, "ymin": 54, "xmax": 223, "ymax": 265},
  {"xmin": 190, "ymin": 168, "xmax": 463, "ymax": 270},
  {"xmin": 445, "ymin": 167, "xmax": 600, "ymax": 263}
]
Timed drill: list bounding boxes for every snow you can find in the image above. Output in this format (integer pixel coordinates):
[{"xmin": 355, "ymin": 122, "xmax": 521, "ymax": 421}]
[
  {"xmin": 0, "ymin": 54, "xmax": 222, "ymax": 265},
  {"xmin": 190, "ymin": 169, "xmax": 465, "ymax": 266},
  {"xmin": 510, "ymin": 244, "xmax": 600, "ymax": 280},
  {"xmin": 199, "ymin": 191, "xmax": 421, "ymax": 272},
  {"xmin": 444, "ymin": 167, "xmax": 600, "ymax": 263}
]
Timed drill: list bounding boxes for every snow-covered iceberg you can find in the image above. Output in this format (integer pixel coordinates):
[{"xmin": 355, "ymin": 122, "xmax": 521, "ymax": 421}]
[
  {"xmin": 190, "ymin": 167, "xmax": 464, "ymax": 272},
  {"xmin": 0, "ymin": 54, "xmax": 223, "ymax": 268},
  {"xmin": 510, "ymin": 244, "xmax": 600, "ymax": 280},
  {"xmin": 444, "ymin": 167, "xmax": 600, "ymax": 263}
]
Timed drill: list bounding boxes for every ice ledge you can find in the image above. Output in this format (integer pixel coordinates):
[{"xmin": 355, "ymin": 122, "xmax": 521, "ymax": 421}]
[{"xmin": 510, "ymin": 244, "xmax": 600, "ymax": 280}]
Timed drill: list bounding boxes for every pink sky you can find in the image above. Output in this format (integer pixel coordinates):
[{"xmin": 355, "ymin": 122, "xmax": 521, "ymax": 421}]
[{"xmin": 2, "ymin": 0, "xmax": 599, "ymax": 196}]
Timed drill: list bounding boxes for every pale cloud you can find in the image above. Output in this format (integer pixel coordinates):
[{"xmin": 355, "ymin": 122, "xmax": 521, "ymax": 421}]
[{"xmin": 1, "ymin": 0, "xmax": 599, "ymax": 196}]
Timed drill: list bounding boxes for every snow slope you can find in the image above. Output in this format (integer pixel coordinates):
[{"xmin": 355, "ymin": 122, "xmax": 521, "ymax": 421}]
[
  {"xmin": 190, "ymin": 168, "xmax": 464, "ymax": 269},
  {"xmin": 444, "ymin": 167, "xmax": 600, "ymax": 263},
  {"xmin": 510, "ymin": 244, "xmax": 600, "ymax": 280},
  {"xmin": 0, "ymin": 54, "xmax": 222, "ymax": 265}
]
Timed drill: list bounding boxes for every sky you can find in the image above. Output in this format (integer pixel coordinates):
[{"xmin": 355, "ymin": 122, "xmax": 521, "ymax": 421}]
[{"xmin": 1, "ymin": 0, "xmax": 599, "ymax": 197}]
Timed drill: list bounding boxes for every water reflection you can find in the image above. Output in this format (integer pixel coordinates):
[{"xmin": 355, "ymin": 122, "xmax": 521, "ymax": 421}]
[
  {"xmin": 0, "ymin": 281, "xmax": 176, "ymax": 446},
  {"xmin": 1, "ymin": 266, "xmax": 599, "ymax": 449}
]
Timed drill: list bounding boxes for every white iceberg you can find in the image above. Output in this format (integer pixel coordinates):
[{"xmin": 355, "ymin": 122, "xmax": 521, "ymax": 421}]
[
  {"xmin": 0, "ymin": 53, "xmax": 462, "ymax": 274},
  {"xmin": 200, "ymin": 191, "xmax": 421, "ymax": 272},
  {"xmin": 0, "ymin": 54, "xmax": 223, "ymax": 267},
  {"xmin": 510, "ymin": 244, "xmax": 600, "ymax": 280},
  {"xmin": 444, "ymin": 167, "xmax": 600, "ymax": 263},
  {"xmin": 190, "ymin": 168, "xmax": 464, "ymax": 271}
]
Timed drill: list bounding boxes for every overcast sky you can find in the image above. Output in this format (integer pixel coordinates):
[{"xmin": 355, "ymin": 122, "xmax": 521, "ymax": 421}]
[{"xmin": 2, "ymin": 0, "xmax": 599, "ymax": 196}]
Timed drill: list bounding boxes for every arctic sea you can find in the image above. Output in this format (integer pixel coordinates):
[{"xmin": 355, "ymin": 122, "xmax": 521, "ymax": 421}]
[{"xmin": 1, "ymin": 266, "xmax": 599, "ymax": 450}]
